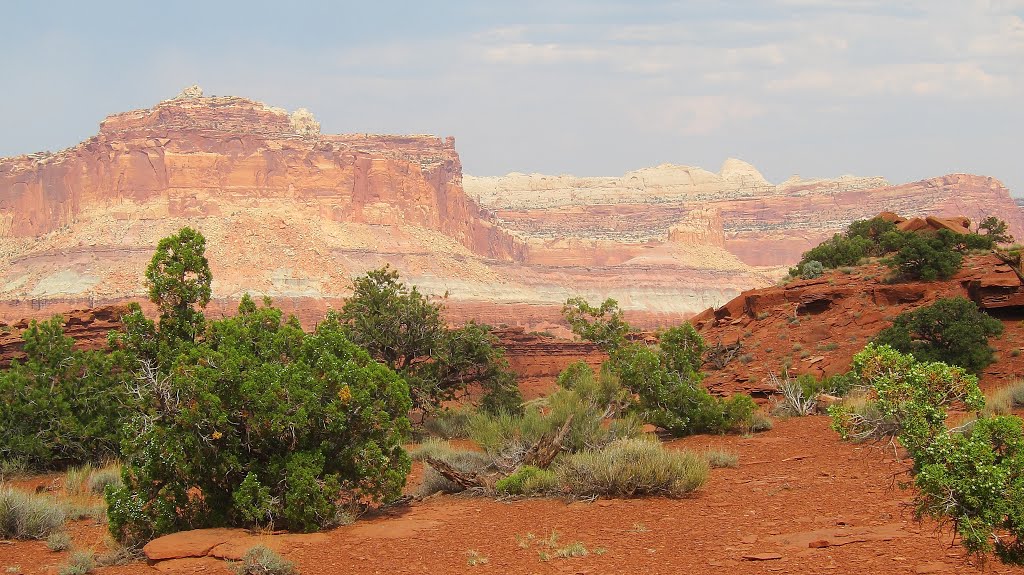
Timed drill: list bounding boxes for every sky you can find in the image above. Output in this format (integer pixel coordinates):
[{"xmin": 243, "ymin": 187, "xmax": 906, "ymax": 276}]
[{"xmin": 2, "ymin": 0, "xmax": 1022, "ymax": 193}]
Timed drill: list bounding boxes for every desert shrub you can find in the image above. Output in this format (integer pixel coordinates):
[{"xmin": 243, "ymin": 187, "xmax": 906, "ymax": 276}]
[
  {"xmin": 829, "ymin": 344, "xmax": 984, "ymax": 458},
  {"xmin": 86, "ymin": 465, "xmax": 122, "ymax": 496},
  {"xmin": 886, "ymin": 229, "xmax": 963, "ymax": 281},
  {"xmin": 984, "ymin": 380, "xmax": 1024, "ymax": 416},
  {"xmin": 828, "ymin": 344, "xmax": 1024, "ymax": 563},
  {"xmin": 914, "ymin": 415, "xmax": 1024, "ymax": 562},
  {"xmin": 748, "ymin": 412, "xmax": 774, "ymax": 432},
  {"xmin": 658, "ymin": 324, "xmax": 706, "ymax": 376},
  {"xmin": 46, "ymin": 531, "xmax": 72, "ymax": 552},
  {"xmin": 562, "ymin": 299, "xmax": 757, "ymax": 436},
  {"xmin": 556, "ymin": 361, "xmax": 596, "ymax": 390},
  {"xmin": 702, "ymin": 449, "xmax": 739, "ymax": 468},
  {"xmin": 0, "ymin": 317, "xmax": 133, "ymax": 470},
  {"xmin": 338, "ymin": 266, "xmax": 522, "ymax": 420},
  {"xmin": 64, "ymin": 465, "xmax": 94, "ymax": 495},
  {"xmin": 57, "ymin": 550, "xmax": 95, "ymax": 575},
  {"xmin": 800, "ymin": 260, "xmax": 824, "ymax": 279},
  {"xmin": 562, "ymin": 297, "xmax": 630, "ymax": 352},
  {"xmin": 422, "ymin": 406, "xmax": 475, "ymax": 439},
  {"xmin": 873, "ymin": 297, "xmax": 1004, "ymax": 374},
  {"xmin": 230, "ymin": 545, "xmax": 295, "ymax": 575},
  {"xmin": 0, "ymin": 459, "xmax": 29, "ymax": 481},
  {"xmin": 107, "ymin": 298, "xmax": 412, "ymax": 544},
  {"xmin": 0, "ymin": 487, "xmax": 67, "ymax": 540},
  {"xmin": 495, "ymin": 465, "xmax": 559, "ymax": 495},
  {"xmin": 771, "ymin": 372, "xmax": 818, "ymax": 417},
  {"xmin": 795, "ymin": 234, "xmax": 874, "ymax": 273},
  {"xmin": 615, "ymin": 344, "xmax": 754, "ymax": 435},
  {"xmin": 556, "ymin": 438, "xmax": 708, "ymax": 497},
  {"xmin": 978, "ymin": 216, "xmax": 1014, "ymax": 245}
]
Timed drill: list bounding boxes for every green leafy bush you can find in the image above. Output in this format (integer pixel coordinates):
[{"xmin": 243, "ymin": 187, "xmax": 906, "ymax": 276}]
[
  {"xmin": 562, "ymin": 297, "xmax": 630, "ymax": 352},
  {"xmin": 830, "ymin": 344, "xmax": 984, "ymax": 458},
  {"xmin": 828, "ymin": 344, "xmax": 1024, "ymax": 563},
  {"xmin": 339, "ymin": 266, "xmax": 522, "ymax": 418},
  {"xmin": 915, "ymin": 416, "xmax": 1024, "ymax": 562},
  {"xmin": 107, "ymin": 299, "xmax": 413, "ymax": 543},
  {"xmin": 873, "ymin": 296, "xmax": 1004, "ymax": 374},
  {"xmin": 495, "ymin": 465, "xmax": 558, "ymax": 495},
  {"xmin": 886, "ymin": 229, "xmax": 963, "ymax": 281},
  {"xmin": 0, "ymin": 318, "xmax": 132, "ymax": 470},
  {"xmin": 612, "ymin": 344, "xmax": 754, "ymax": 436},
  {"xmin": 556, "ymin": 439, "xmax": 708, "ymax": 497}
]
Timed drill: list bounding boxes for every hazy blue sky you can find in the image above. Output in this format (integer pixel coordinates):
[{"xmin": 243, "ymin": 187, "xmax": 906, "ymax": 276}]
[{"xmin": 2, "ymin": 1, "xmax": 1022, "ymax": 193}]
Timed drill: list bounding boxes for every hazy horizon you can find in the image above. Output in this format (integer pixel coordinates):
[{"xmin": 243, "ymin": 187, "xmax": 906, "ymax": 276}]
[{"xmin": 2, "ymin": 0, "xmax": 1021, "ymax": 194}]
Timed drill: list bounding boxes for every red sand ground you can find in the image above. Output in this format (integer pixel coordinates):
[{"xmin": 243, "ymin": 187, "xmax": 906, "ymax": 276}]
[{"xmin": 4, "ymin": 416, "xmax": 1024, "ymax": 575}]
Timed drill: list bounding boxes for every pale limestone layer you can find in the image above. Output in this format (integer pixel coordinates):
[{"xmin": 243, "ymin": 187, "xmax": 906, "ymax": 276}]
[{"xmin": 464, "ymin": 158, "xmax": 888, "ymax": 210}]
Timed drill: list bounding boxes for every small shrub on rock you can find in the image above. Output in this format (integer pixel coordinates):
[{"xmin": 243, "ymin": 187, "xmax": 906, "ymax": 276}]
[{"xmin": 873, "ymin": 296, "xmax": 1004, "ymax": 374}]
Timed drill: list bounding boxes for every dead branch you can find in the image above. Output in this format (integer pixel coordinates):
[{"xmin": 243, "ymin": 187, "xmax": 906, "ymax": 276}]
[
  {"xmin": 522, "ymin": 413, "xmax": 574, "ymax": 469},
  {"xmin": 424, "ymin": 456, "xmax": 489, "ymax": 490}
]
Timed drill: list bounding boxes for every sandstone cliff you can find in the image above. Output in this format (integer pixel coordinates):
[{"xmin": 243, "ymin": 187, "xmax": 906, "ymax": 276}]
[
  {"xmin": 692, "ymin": 254, "xmax": 1024, "ymax": 397},
  {"xmin": 0, "ymin": 91, "xmax": 766, "ymax": 328},
  {"xmin": 466, "ymin": 163, "xmax": 1024, "ymax": 267}
]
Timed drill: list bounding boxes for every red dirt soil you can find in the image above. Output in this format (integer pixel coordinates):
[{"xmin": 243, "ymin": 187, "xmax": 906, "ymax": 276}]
[{"xmin": 5, "ymin": 416, "xmax": 1024, "ymax": 575}]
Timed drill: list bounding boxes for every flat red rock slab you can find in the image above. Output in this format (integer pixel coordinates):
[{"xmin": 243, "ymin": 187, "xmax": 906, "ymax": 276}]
[
  {"xmin": 144, "ymin": 528, "xmax": 248, "ymax": 561},
  {"xmin": 151, "ymin": 557, "xmax": 233, "ymax": 574},
  {"xmin": 209, "ymin": 533, "xmax": 328, "ymax": 561}
]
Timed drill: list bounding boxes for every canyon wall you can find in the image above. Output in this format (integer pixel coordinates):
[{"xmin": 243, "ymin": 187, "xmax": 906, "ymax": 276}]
[
  {"xmin": 466, "ymin": 163, "xmax": 1024, "ymax": 267},
  {"xmin": 0, "ymin": 91, "xmax": 765, "ymax": 329},
  {"xmin": 2, "ymin": 89, "xmax": 1019, "ymax": 332}
]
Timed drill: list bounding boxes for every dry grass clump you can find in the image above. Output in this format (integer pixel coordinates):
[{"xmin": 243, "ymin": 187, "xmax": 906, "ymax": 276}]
[
  {"xmin": 702, "ymin": 448, "xmax": 739, "ymax": 468},
  {"xmin": 56, "ymin": 550, "xmax": 94, "ymax": 575},
  {"xmin": 0, "ymin": 486, "xmax": 67, "ymax": 539},
  {"xmin": 556, "ymin": 438, "xmax": 708, "ymax": 498},
  {"xmin": 983, "ymin": 380, "xmax": 1024, "ymax": 416},
  {"xmin": 229, "ymin": 545, "xmax": 295, "ymax": 575},
  {"xmin": 65, "ymin": 464, "xmax": 122, "ymax": 496},
  {"xmin": 46, "ymin": 531, "xmax": 72, "ymax": 551}
]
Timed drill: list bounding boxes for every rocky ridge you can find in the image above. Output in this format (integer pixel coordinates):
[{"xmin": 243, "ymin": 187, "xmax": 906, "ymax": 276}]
[
  {"xmin": 466, "ymin": 164, "xmax": 1024, "ymax": 266},
  {"xmin": 2, "ymin": 90, "xmax": 1021, "ymax": 330},
  {"xmin": 692, "ymin": 253, "xmax": 1024, "ymax": 398},
  {"xmin": 0, "ymin": 91, "xmax": 769, "ymax": 328}
]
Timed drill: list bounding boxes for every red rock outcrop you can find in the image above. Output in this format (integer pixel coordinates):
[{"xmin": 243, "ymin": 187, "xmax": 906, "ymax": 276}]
[
  {"xmin": 0, "ymin": 304, "xmax": 129, "ymax": 367},
  {"xmin": 693, "ymin": 254, "xmax": 1024, "ymax": 397},
  {"xmin": 0, "ymin": 95, "xmax": 524, "ymax": 263},
  {"xmin": 2, "ymin": 92, "xmax": 1021, "ymax": 332},
  {"xmin": 467, "ymin": 167, "xmax": 1024, "ymax": 268},
  {"xmin": 0, "ymin": 92, "xmax": 769, "ymax": 329}
]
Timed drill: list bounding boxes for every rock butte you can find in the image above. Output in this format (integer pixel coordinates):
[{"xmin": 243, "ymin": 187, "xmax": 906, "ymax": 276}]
[{"xmin": 2, "ymin": 90, "xmax": 1021, "ymax": 328}]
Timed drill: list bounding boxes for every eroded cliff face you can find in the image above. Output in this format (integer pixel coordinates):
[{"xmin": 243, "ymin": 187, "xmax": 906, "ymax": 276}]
[
  {"xmin": 0, "ymin": 93, "xmax": 767, "ymax": 328},
  {"xmin": 0, "ymin": 95, "xmax": 524, "ymax": 262},
  {"xmin": 466, "ymin": 162, "xmax": 1024, "ymax": 267}
]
